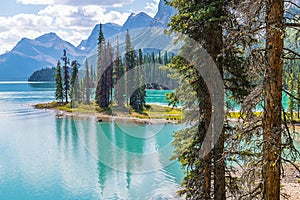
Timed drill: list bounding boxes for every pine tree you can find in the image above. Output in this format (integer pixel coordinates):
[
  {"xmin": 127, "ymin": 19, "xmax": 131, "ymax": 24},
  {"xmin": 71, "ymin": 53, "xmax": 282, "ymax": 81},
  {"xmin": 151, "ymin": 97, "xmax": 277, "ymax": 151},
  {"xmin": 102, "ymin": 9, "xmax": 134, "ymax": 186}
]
[
  {"xmin": 55, "ymin": 60, "xmax": 64, "ymax": 103},
  {"xmin": 95, "ymin": 23, "xmax": 106, "ymax": 107},
  {"xmin": 262, "ymin": 0, "xmax": 284, "ymax": 198},
  {"xmin": 130, "ymin": 49, "xmax": 146, "ymax": 111},
  {"xmin": 80, "ymin": 79, "xmax": 85, "ymax": 103},
  {"xmin": 106, "ymin": 41, "xmax": 114, "ymax": 106},
  {"xmin": 137, "ymin": 49, "xmax": 146, "ymax": 110},
  {"xmin": 114, "ymin": 37, "xmax": 126, "ymax": 107},
  {"xmin": 163, "ymin": 51, "xmax": 168, "ymax": 65},
  {"xmin": 61, "ymin": 49, "xmax": 70, "ymax": 103},
  {"xmin": 84, "ymin": 59, "xmax": 91, "ymax": 104},
  {"xmin": 90, "ymin": 65, "xmax": 94, "ymax": 88},
  {"xmin": 125, "ymin": 30, "xmax": 137, "ymax": 108},
  {"xmin": 167, "ymin": 1, "xmax": 225, "ymax": 199},
  {"xmin": 70, "ymin": 60, "xmax": 81, "ymax": 104}
]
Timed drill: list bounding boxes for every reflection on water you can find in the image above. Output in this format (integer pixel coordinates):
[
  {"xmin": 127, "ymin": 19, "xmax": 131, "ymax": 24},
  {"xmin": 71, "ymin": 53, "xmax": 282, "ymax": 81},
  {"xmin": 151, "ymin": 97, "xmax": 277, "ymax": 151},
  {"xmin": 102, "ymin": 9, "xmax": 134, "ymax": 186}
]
[
  {"xmin": 0, "ymin": 81, "xmax": 184, "ymax": 199},
  {"xmin": 29, "ymin": 82, "xmax": 55, "ymax": 89},
  {"xmin": 52, "ymin": 117, "xmax": 185, "ymax": 199}
]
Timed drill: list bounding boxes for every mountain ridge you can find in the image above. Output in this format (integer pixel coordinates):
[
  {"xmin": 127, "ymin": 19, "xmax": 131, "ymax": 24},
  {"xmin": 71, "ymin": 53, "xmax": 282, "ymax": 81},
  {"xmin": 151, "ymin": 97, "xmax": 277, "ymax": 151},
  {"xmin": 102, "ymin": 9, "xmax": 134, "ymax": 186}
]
[{"xmin": 0, "ymin": 0, "xmax": 176, "ymax": 80}]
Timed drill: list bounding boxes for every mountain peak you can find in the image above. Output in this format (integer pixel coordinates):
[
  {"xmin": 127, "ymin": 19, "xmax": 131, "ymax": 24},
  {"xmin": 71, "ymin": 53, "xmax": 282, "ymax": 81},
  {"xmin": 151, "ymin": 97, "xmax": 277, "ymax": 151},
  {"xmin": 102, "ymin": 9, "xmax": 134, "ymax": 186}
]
[
  {"xmin": 35, "ymin": 32, "xmax": 61, "ymax": 43},
  {"xmin": 77, "ymin": 23, "xmax": 121, "ymax": 52},
  {"xmin": 151, "ymin": 0, "xmax": 176, "ymax": 27},
  {"xmin": 121, "ymin": 11, "xmax": 153, "ymax": 31}
]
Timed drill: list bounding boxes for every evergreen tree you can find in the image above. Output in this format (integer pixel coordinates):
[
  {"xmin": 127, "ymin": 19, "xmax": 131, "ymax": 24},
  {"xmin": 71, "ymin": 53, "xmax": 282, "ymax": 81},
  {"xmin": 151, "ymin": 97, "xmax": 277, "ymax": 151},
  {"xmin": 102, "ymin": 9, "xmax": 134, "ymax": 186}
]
[
  {"xmin": 95, "ymin": 24, "xmax": 114, "ymax": 108},
  {"xmin": 55, "ymin": 60, "xmax": 64, "ymax": 103},
  {"xmin": 262, "ymin": 1, "xmax": 284, "ymax": 198},
  {"xmin": 163, "ymin": 51, "xmax": 168, "ymax": 65},
  {"xmin": 61, "ymin": 50, "xmax": 70, "ymax": 103},
  {"xmin": 167, "ymin": 1, "xmax": 226, "ymax": 199},
  {"xmin": 90, "ymin": 65, "xmax": 94, "ymax": 88},
  {"xmin": 219, "ymin": 0, "xmax": 298, "ymax": 199},
  {"xmin": 125, "ymin": 30, "xmax": 137, "ymax": 107},
  {"xmin": 80, "ymin": 79, "xmax": 85, "ymax": 103},
  {"xmin": 106, "ymin": 41, "xmax": 114, "ymax": 106},
  {"xmin": 130, "ymin": 49, "xmax": 146, "ymax": 111},
  {"xmin": 70, "ymin": 60, "xmax": 81, "ymax": 103},
  {"xmin": 114, "ymin": 37, "xmax": 126, "ymax": 107},
  {"xmin": 138, "ymin": 49, "xmax": 146, "ymax": 110},
  {"xmin": 158, "ymin": 50, "xmax": 162, "ymax": 64},
  {"xmin": 95, "ymin": 23, "xmax": 106, "ymax": 107},
  {"xmin": 84, "ymin": 59, "xmax": 91, "ymax": 104}
]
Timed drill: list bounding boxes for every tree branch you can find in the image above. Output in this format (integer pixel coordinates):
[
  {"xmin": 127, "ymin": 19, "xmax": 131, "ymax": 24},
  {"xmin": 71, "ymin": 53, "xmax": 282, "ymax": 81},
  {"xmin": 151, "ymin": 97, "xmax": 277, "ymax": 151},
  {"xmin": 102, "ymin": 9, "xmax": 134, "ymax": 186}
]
[
  {"xmin": 283, "ymin": 57, "xmax": 300, "ymax": 60},
  {"xmin": 284, "ymin": 48, "xmax": 300, "ymax": 58},
  {"xmin": 283, "ymin": 88, "xmax": 300, "ymax": 102},
  {"xmin": 284, "ymin": 1, "xmax": 300, "ymax": 9},
  {"xmin": 285, "ymin": 23, "xmax": 300, "ymax": 28},
  {"xmin": 282, "ymin": 158, "xmax": 300, "ymax": 173}
]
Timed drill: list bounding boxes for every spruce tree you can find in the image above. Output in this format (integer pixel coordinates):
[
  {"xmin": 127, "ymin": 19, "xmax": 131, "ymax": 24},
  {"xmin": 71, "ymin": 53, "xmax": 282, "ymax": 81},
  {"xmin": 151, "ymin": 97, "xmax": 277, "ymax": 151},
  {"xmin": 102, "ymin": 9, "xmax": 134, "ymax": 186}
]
[
  {"xmin": 70, "ymin": 60, "xmax": 81, "ymax": 103},
  {"xmin": 55, "ymin": 60, "xmax": 64, "ymax": 103},
  {"xmin": 95, "ymin": 23, "xmax": 106, "ymax": 107},
  {"xmin": 137, "ymin": 49, "xmax": 146, "ymax": 111},
  {"xmin": 106, "ymin": 41, "xmax": 114, "ymax": 107},
  {"xmin": 114, "ymin": 37, "xmax": 126, "ymax": 107},
  {"xmin": 61, "ymin": 50, "xmax": 70, "ymax": 103},
  {"xmin": 262, "ymin": 0, "xmax": 284, "ymax": 198},
  {"xmin": 90, "ymin": 65, "xmax": 94, "ymax": 88},
  {"xmin": 125, "ymin": 30, "xmax": 137, "ymax": 108},
  {"xmin": 95, "ymin": 24, "xmax": 114, "ymax": 108},
  {"xmin": 167, "ymin": 1, "xmax": 225, "ymax": 199},
  {"xmin": 84, "ymin": 59, "xmax": 91, "ymax": 104}
]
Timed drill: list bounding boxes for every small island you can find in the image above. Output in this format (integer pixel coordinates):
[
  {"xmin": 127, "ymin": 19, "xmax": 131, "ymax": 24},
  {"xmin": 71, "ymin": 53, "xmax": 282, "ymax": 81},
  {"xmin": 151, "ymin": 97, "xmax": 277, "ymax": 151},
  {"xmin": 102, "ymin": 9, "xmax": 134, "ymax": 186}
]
[
  {"xmin": 34, "ymin": 27, "xmax": 181, "ymax": 124},
  {"xmin": 28, "ymin": 67, "xmax": 56, "ymax": 82},
  {"xmin": 35, "ymin": 101, "xmax": 182, "ymax": 124}
]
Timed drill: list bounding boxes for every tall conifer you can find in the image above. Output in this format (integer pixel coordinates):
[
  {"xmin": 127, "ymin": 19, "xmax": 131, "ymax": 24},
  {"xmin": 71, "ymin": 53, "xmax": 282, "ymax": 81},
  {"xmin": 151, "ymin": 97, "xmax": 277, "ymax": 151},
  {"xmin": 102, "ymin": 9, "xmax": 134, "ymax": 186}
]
[{"xmin": 55, "ymin": 60, "xmax": 64, "ymax": 103}]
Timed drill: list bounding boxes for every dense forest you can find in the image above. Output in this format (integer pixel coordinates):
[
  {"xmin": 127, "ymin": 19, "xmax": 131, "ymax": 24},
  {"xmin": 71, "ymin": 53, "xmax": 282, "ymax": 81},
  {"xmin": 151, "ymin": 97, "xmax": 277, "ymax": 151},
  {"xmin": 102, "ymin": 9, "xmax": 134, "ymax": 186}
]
[
  {"xmin": 52, "ymin": 0, "xmax": 300, "ymax": 199},
  {"xmin": 28, "ymin": 67, "xmax": 56, "ymax": 82},
  {"xmin": 166, "ymin": 0, "xmax": 300, "ymax": 199},
  {"xmin": 54, "ymin": 26, "xmax": 176, "ymax": 111}
]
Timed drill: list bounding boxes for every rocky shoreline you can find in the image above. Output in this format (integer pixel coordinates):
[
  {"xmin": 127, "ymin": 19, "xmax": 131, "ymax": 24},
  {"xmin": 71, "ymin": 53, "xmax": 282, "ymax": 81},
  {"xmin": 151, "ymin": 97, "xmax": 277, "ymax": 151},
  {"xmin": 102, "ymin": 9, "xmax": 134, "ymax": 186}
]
[{"xmin": 42, "ymin": 106, "xmax": 180, "ymax": 125}]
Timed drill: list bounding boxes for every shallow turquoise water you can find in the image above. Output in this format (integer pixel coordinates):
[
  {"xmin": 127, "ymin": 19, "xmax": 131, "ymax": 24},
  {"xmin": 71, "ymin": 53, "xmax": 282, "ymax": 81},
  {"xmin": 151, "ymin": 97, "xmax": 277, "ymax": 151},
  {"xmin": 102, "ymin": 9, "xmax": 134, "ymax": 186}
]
[{"xmin": 0, "ymin": 82, "xmax": 185, "ymax": 200}]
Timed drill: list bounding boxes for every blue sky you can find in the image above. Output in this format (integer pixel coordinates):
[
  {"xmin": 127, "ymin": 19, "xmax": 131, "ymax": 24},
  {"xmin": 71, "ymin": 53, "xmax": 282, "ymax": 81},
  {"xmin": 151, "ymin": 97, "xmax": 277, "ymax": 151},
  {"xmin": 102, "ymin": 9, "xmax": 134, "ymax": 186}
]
[{"xmin": 0, "ymin": 0, "xmax": 160, "ymax": 54}]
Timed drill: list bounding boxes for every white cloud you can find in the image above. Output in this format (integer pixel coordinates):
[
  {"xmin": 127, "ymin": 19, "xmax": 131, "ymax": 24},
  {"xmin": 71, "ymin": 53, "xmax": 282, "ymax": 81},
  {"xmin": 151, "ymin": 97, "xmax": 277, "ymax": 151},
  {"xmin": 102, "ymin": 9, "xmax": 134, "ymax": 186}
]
[
  {"xmin": 145, "ymin": 0, "xmax": 159, "ymax": 17},
  {"xmin": 0, "ymin": 0, "xmax": 159, "ymax": 54},
  {"xmin": 0, "ymin": 13, "xmax": 54, "ymax": 53},
  {"xmin": 16, "ymin": 0, "xmax": 54, "ymax": 5},
  {"xmin": 0, "ymin": 4, "xmax": 131, "ymax": 54},
  {"xmin": 16, "ymin": 0, "xmax": 133, "ymax": 6}
]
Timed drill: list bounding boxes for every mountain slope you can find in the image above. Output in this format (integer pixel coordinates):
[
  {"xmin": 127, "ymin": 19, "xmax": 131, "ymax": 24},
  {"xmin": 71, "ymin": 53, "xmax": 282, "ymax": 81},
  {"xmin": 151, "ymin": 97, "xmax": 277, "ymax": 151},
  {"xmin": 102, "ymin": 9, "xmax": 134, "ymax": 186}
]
[
  {"xmin": 121, "ymin": 12, "xmax": 153, "ymax": 32},
  {"xmin": 77, "ymin": 23, "xmax": 121, "ymax": 53},
  {"xmin": 150, "ymin": 0, "xmax": 177, "ymax": 27},
  {"xmin": 0, "ymin": 33, "xmax": 85, "ymax": 80},
  {"xmin": 0, "ymin": 0, "xmax": 177, "ymax": 81},
  {"xmin": 86, "ymin": 27, "xmax": 182, "ymax": 73}
]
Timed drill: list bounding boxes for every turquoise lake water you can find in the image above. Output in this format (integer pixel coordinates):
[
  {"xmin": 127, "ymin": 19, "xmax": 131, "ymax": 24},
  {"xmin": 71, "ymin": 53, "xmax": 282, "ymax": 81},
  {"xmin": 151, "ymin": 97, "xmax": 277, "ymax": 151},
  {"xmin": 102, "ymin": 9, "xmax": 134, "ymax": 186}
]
[
  {"xmin": 0, "ymin": 82, "xmax": 185, "ymax": 200},
  {"xmin": 1, "ymin": 82, "xmax": 299, "ymax": 200}
]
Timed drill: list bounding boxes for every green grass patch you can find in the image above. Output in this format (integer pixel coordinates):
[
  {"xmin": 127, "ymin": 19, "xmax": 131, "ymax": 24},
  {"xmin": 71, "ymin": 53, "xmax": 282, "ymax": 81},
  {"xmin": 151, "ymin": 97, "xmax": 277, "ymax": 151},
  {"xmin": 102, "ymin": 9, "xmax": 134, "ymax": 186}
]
[
  {"xmin": 227, "ymin": 111, "xmax": 263, "ymax": 119},
  {"xmin": 35, "ymin": 101, "xmax": 183, "ymax": 121}
]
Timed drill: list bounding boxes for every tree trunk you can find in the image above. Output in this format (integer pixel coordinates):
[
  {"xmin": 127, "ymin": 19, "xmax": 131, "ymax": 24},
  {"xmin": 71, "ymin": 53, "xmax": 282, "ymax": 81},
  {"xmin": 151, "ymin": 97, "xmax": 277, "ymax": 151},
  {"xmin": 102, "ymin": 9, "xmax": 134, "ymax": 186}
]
[
  {"xmin": 210, "ymin": 20, "xmax": 225, "ymax": 200},
  {"xmin": 263, "ymin": 0, "xmax": 283, "ymax": 199},
  {"xmin": 202, "ymin": 6, "xmax": 225, "ymax": 199}
]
